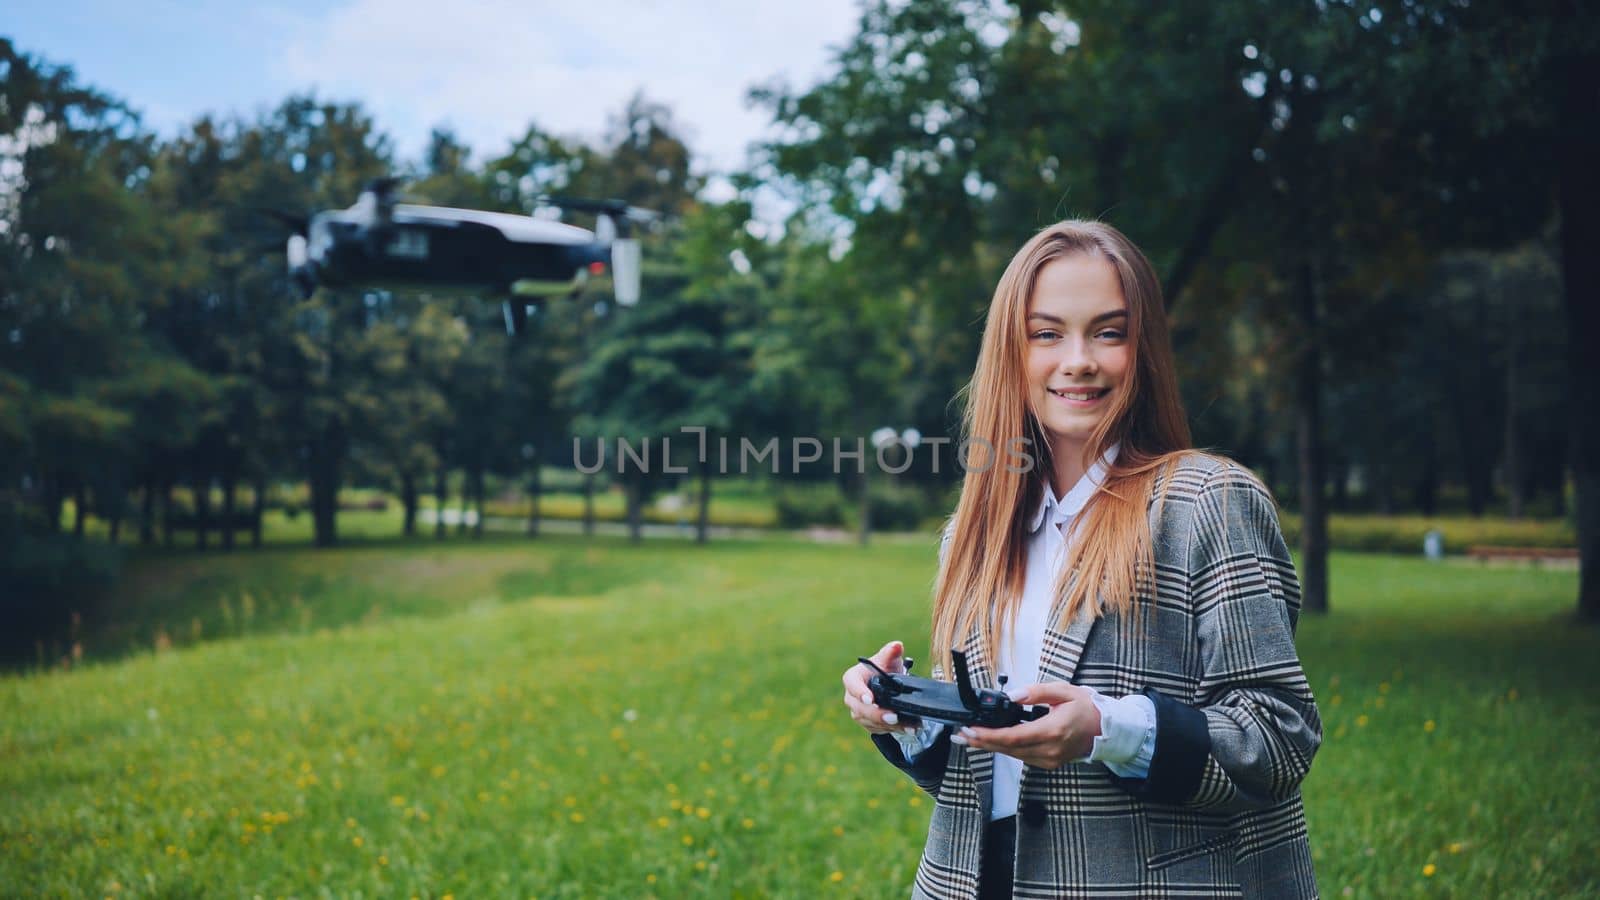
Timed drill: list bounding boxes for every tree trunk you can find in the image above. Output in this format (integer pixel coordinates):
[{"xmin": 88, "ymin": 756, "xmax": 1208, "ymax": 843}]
[
  {"xmin": 221, "ymin": 475, "xmax": 237, "ymax": 552},
  {"xmin": 526, "ymin": 460, "xmax": 541, "ymax": 537},
  {"xmin": 1295, "ymin": 258, "xmax": 1329, "ymax": 615},
  {"xmin": 72, "ymin": 482, "xmax": 87, "ymax": 539},
  {"xmin": 455, "ymin": 470, "xmax": 469, "ymax": 537},
  {"xmin": 1504, "ymin": 296, "xmax": 1523, "ymax": 519},
  {"xmin": 251, "ymin": 477, "xmax": 265, "ymax": 549},
  {"xmin": 1557, "ymin": 49, "xmax": 1600, "ymax": 623},
  {"xmin": 161, "ymin": 480, "xmax": 175, "ymax": 548},
  {"xmin": 696, "ymin": 460, "xmax": 711, "ymax": 545},
  {"xmin": 140, "ymin": 480, "xmax": 155, "ymax": 546},
  {"xmin": 625, "ymin": 479, "xmax": 642, "ymax": 543},
  {"xmin": 194, "ymin": 471, "xmax": 212, "ymax": 551},
  {"xmin": 434, "ymin": 465, "xmax": 448, "ymax": 540},
  {"xmin": 858, "ymin": 467, "xmax": 872, "ymax": 548},
  {"xmin": 583, "ymin": 472, "xmax": 595, "ymax": 536},
  {"xmin": 309, "ymin": 434, "xmax": 341, "ymax": 549},
  {"xmin": 472, "ymin": 467, "xmax": 485, "ymax": 539},
  {"xmin": 401, "ymin": 471, "xmax": 418, "ymax": 537}
]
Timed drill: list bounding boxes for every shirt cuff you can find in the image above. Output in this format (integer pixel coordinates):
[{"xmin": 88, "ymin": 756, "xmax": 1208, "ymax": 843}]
[
  {"xmin": 1082, "ymin": 689, "xmax": 1156, "ymax": 779},
  {"xmin": 890, "ymin": 717, "xmax": 946, "ymax": 764}
]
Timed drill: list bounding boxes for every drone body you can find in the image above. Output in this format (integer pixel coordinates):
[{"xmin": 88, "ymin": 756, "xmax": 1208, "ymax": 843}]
[{"xmin": 286, "ymin": 180, "xmax": 643, "ymax": 334}]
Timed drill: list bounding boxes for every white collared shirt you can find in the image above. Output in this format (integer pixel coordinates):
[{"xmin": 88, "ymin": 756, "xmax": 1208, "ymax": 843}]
[{"xmin": 895, "ymin": 445, "xmax": 1156, "ymax": 820}]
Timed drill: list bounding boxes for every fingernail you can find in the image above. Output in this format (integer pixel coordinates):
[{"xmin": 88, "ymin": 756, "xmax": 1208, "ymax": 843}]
[
  {"xmin": 860, "ymin": 693, "xmax": 874, "ymax": 706},
  {"xmin": 882, "ymin": 712, "xmax": 899, "ymax": 725},
  {"xmin": 959, "ymin": 727, "xmax": 977, "ymax": 739},
  {"xmin": 950, "ymin": 733, "xmax": 968, "ymax": 746}
]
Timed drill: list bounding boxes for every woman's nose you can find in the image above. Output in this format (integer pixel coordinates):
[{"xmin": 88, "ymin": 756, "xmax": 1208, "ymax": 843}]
[{"xmin": 1056, "ymin": 338, "xmax": 1098, "ymax": 375}]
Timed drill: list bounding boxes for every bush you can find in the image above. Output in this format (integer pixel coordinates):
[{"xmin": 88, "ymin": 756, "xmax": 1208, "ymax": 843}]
[
  {"xmin": 1277, "ymin": 513, "xmax": 1575, "ymax": 555},
  {"xmin": 850, "ymin": 480, "xmax": 931, "ymax": 532},
  {"xmin": 775, "ymin": 483, "xmax": 848, "ymax": 528},
  {"xmin": 0, "ymin": 532, "xmax": 121, "ymax": 666}
]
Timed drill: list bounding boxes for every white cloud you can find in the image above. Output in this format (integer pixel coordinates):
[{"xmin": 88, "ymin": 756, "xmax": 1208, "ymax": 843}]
[{"xmin": 270, "ymin": 0, "xmax": 861, "ymax": 176}]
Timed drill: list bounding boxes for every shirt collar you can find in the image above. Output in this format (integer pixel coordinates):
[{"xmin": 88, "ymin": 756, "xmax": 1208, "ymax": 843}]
[{"xmin": 1028, "ymin": 443, "xmax": 1120, "ymax": 533}]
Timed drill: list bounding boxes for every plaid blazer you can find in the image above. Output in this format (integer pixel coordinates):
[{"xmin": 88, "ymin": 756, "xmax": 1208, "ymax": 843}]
[{"xmin": 873, "ymin": 454, "xmax": 1321, "ymax": 899}]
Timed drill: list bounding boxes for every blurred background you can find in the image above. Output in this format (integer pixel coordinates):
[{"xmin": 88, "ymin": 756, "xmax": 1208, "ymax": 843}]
[{"xmin": 2, "ymin": 2, "xmax": 1597, "ymax": 897}]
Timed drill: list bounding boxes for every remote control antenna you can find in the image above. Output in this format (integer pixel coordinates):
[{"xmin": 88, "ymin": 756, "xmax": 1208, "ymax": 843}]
[{"xmin": 952, "ymin": 650, "xmax": 980, "ymax": 711}]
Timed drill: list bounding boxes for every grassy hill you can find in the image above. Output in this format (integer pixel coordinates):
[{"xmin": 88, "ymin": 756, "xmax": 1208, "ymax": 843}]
[{"xmin": 2, "ymin": 535, "xmax": 1595, "ymax": 897}]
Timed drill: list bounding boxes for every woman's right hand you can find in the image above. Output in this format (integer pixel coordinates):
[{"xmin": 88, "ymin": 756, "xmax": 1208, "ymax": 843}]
[{"xmin": 843, "ymin": 640, "xmax": 916, "ymax": 735}]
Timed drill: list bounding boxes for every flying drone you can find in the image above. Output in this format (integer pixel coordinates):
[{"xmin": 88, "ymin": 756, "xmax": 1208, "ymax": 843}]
[{"xmin": 284, "ymin": 178, "xmax": 652, "ymax": 334}]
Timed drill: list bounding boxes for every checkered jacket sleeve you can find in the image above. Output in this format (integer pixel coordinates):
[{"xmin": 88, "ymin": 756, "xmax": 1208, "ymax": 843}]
[{"xmin": 1112, "ymin": 463, "xmax": 1322, "ymax": 814}]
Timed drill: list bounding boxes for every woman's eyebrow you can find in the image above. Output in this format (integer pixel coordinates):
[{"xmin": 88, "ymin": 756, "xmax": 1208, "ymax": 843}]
[{"xmin": 1026, "ymin": 309, "xmax": 1129, "ymax": 325}]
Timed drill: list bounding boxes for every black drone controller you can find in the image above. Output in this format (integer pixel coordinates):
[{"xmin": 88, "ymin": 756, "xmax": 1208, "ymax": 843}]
[{"xmin": 858, "ymin": 649, "xmax": 1049, "ymax": 729}]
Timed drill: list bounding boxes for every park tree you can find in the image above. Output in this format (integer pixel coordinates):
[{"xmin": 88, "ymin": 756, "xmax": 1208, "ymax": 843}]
[{"xmin": 220, "ymin": 94, "xmax": 394, "ymax": 547}]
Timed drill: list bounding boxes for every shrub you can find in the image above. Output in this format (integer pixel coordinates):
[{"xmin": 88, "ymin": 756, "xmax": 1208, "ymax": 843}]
[
  {"xmin": 775, "ymin": 483, "xmax": 848, "ymax": 528},
  {"xmin": 0, "ymin": 532, "xmax": 121, "ymax": 667},
  {"xmin": 1277, "ymin": 513, "xmax": 1575, "ymax": 555},
  {"xmin": 848, "ymin": 480, "xmax": 930, "ymax": 532}
]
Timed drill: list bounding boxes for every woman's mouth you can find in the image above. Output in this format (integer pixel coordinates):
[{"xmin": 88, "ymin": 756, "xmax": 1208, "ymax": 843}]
[{"xmin": 1048, "ymin": 387, "xmax": 1109, "ymax": 408}]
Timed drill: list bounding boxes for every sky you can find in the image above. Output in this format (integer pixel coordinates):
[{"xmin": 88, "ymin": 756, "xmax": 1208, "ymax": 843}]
[{"xmin": 7, "ymin": 0, "xmax": 865, "ymax": 196}]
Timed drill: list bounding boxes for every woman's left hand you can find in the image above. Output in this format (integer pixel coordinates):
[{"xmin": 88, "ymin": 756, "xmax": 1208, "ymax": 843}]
[{"xmin": 954, "ymin": 682, "xmax": 1102, "ymax": 769}]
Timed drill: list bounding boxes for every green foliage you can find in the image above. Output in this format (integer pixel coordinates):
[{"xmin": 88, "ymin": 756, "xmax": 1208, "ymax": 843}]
[
  {"xmin": 0, "ymin": 530, "xmax": 121, "ymax": 665},
  {"xmin": 0, "ymin": 541, "xmax": 1593, "ymax": 895},
  {"xmin": 850, "ymin": 480, "xmax": 932, "ymax": 533},
  {"xmin": 1279, "ymin": 513, "xmax": 1575, "ymax": 556},
  {"xmin": 774, "ymin": 483, "xmax": 849, "ymax": 528}
]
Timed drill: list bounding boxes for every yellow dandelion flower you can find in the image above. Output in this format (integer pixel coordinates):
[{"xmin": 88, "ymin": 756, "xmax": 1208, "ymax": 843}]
[
  {"xmin": 741, "ymin": 818, "xmax": 755, "ymax": 829},
  {"xmin": 694, "ymin": 860, "xmax": 707, "ymax": 872},
  {"xmin": 1448, "ymin": 842, "xmax": 1463, "ymax": 854},
  {"xmin": 909, "ymin": 796, "xmax": 923, "ymax": 807},
  {"xmin": 378, "ymin": 855, "xmax": 389, "ymax": 866},
  {"xmin": 570, "ymin": 812, "xmax": 585, "ymax": 824},
  {"xmin": 1356, "ymin": 715, "xmax": 1369, "ymax": 728},
  {"xmin": 696, "ymin": 807, "xmax": 711, "ymax": 819},
  {"xmin": 657, "ymin": 817, "xmax": 671, "ymax": 828},
  {"xmin": 682, "ymin": 834, "xmax": 695, "ymax": 846},
  {"xmin": 647, "ymin": 874, "xmax": 657, "ymax": 884},
  {"xmin": 352, "ymin": 836, "xmax": 364, "ymax": 848},
  {"xmin": 708, "ymin": 848, "xmax": 718, "ymax": 858},
  {"xmin": 391, "ymin": 795, "xmax": 405, "ymax": 806},
  {"xmin": 431, "ymin": 765, "xmax": 447, "ymax": 778},
  {"xmin": 1424, "ymin": 720, "xmax": 1436, "ymax": 733},
  {"xmin": 830, "ymin": 871, "xmax": 845, "ymax": 883},
  {"xmin": 867, "ymin": 798, "xmax": 881, "ymax": 809},
  {"xmin": 832, "ymin": 825, "xmax": 845, "ymax": 837},
  {"xmin": 670, "ymin": 798, "xmax": 682, "ymax": 810},
  {"xmin": 1422, "ymin": 863, "xmax": 1436, "ymax": 877},
  {"xmin": 563, "ymin": 795, "xmax": 578, "ymax": 807},
  {"xmin": 345, "ymin": 817, "xmax": 357, "ymax": 828}
]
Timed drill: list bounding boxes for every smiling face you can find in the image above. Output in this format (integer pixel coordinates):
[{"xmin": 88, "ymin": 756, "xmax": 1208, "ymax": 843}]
[{"xmin": 1025, "ymin": 253, "xmax": 1131, "ymax": 488}]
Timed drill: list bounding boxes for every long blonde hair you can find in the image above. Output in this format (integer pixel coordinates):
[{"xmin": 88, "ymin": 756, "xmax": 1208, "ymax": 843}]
[{"xmin": 932, "ymin": 221, "xmax": 1193, "ymax": 673}]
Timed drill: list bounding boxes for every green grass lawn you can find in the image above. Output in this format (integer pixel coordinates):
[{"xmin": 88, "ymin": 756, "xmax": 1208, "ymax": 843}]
[{"xmin": 2, "ymin": 537, "xmax": 1595, "ymax": 898}]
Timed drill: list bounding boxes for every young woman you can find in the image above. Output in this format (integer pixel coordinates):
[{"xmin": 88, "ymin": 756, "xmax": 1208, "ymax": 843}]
[{"xmin": 842, "ymin": 221, "xmax": 1320, "ymax": 899}]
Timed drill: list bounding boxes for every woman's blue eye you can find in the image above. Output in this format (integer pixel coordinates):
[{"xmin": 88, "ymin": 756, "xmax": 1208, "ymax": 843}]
[
  {"xmin": 1031, "ymin": 330, "xmax": 1061, "ymax": 341},
  {"xmin": 1096, "ymin": 329, "xmax": 1125, "ymax": 340}
]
